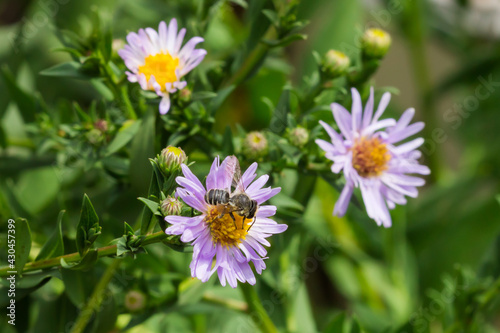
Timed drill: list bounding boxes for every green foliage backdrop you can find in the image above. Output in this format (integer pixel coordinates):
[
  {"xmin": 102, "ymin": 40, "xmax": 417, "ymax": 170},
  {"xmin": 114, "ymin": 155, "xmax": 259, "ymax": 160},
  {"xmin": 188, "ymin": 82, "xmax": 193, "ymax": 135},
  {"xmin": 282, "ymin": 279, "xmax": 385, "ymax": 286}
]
[{"xmin": 1, "ymin": 0, "xmax": 500, "ymax": 332}]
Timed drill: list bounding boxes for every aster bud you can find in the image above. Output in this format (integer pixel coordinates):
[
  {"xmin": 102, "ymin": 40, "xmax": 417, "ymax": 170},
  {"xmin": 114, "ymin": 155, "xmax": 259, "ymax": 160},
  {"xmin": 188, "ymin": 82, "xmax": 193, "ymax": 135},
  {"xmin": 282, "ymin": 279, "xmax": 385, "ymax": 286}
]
[
  {"xmin": 94, "ymin": 119, "xmax": 108, "ymax": 133},
  {"xmin": 86, "ymin": 129, "xmax": 103, "ymax": 146},
  {"xmin": 322, "ymin": 50, "xmax": 350, "ymax": 78},
  {"xmin": 158, "ymin": 146, "xmax": 187, "ymax": 174},
  {"xmin": 289, "ymin": 127, "xmax": 309, "ymax": 148},
  {"xmin": 361, "ymin": 28, "xmax": 392, "ymax": 59},
  {"xmin": 124, "ymin": 290, "xmax": 146, "ymax": 312},
  {"xmin": 178, "ymin": 87, "xmax": 192, "ymax": 104},
  {"xmin": 242, "ymin": 132, "xmax": 268, "ymax": 160},
  {"xmin": 161, "ymin": 196, "xmax": 183, "ymax": 216},
  {"xmin": 112, "ymin": 39, "xmax": 125, "ymax": 54}
]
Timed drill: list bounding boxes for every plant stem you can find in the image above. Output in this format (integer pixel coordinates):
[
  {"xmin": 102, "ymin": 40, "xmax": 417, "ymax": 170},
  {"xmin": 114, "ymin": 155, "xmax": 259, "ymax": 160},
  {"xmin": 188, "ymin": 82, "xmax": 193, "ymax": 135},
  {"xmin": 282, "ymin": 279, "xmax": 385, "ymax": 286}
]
[
  {"xmin": 202, "ymin": 291, "xmax": 248, "ymax": 312},
  {"xmin": 225, "ymin": 26, "xmax": 278, "ymax": 88},
  {"xmin": 120, "ymin": 85, "xmax": 138, "ymax": 120},
  {"xmin": 240, "ymin": 283, "xmax": 278, "ymax": 333},
  {"xmin": 0, "ymin": 231, "xmax": 167, "ymax": 277},
  {"xmin": 403, "ymin": 1, "xmax": 438, "ymax": 182},
  {"xmin": 69, "ymin": 259, "xmax": 123, "ymax": 333}
]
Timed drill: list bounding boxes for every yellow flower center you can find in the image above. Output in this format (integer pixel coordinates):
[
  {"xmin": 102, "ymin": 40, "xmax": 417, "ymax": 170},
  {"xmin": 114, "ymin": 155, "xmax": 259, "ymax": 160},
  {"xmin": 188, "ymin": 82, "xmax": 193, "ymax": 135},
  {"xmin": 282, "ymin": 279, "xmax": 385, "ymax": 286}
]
[
  {"xmin": 166, "ymin": 146, "xmax": 183, "ymax": 157},
  {"xmin": 138, "ymin": 53, "xmax": 180, "ymax": 90},
  {"xmin": 351, "ymin": 137, "xmax": 391, "ymax": 177},
  {"xmin": 205, "ymin": 206, "xmax": 250, "ymax": 247},
  {"xmin": 369, "ymin": 28, "xmax": 387, "ymax": 38}
]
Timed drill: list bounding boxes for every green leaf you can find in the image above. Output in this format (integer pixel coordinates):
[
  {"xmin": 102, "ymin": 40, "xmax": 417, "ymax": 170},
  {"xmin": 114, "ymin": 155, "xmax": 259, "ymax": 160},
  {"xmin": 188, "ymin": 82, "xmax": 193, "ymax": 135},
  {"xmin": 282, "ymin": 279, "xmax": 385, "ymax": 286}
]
[
  {"xmin": 75, "ymin": 194, "xmax": 100, "ymax": 256},
  {"xmin": 209, "ymin": 85, "xmax": 236, "ymax": 116},
  {"xmin": 61, "ymin": 269, "xmax": 94, "ymax": 307},
  {"xmin": 7, "ymin": 270, "xmax": 61, "ymax": 289},
  {"xmin": 60, "ymin": 249, "xmax": 98, "ymax": 271},
  {"xmin": 350, "ymin": 317, "xmax": 361, "ymax": 333},
  {"xmin": 104, "ymin": 119, "xmax": 142, "ymax": 156},
  {"xmin": 140, "ymin": 160, "xmax": 163, "ymax": 235},
  {"xmin": 269, "ymin": 89, "xmax": 290, "ymax": 134},
  {"xmin": 33, "ymin": 293, "xmax": 78, "ymax": 332},
  {"xmin": 15, "ymin": 218, "xmax": 31, "ymax": 274},
  {"xmin": 124, "ymin": 221, "xmax": 135, "ymax": 235},
  {"xmin": 1, "ymin": 65, "xmax": 37, "ymax": 122},
  {"xmin": 39, "ymin": 61, "xmax": 94, "ymax": 80},
  {"xmin": 323, "ymin": 313, "xmax": 346, "ymax": 333},
  {"xmin": 191, "ymin": 91, "xmax": 217, "ymax": 101},
  {"xmin": 263, "ymin": 34, "xmax": 308, "ymax": 48},
  {"xmin": 35, "ymin": 211, "xmax": 65, "ymax": 261},
  {"xmin": 0, "ymin": 125, "xmax": 5, "ymax": 149},
  {"xmin": 130, "ymin": 110, "xmax": 155, "ymax": 195},
  {"xmin": 221, "ymin": 125, "xmax": 235, "ymax": 155},
  {"xmin": 138, "ymin": 198, "xmax": 160, "ymax": 215},
  {"xmin": 262, "ymin": 9, "xmax": 278, "ymax": 25},
  {"xmin": 102, "ymin": 156, "xmax": 130, "ymax": 177}
]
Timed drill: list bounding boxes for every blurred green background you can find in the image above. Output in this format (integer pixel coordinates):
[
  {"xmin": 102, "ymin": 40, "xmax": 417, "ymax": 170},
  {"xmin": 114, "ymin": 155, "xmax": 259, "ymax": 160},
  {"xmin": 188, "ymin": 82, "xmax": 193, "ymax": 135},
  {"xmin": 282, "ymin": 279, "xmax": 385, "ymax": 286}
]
[{"xmin": 1, "ymin": 0, "xmax": 500, "ymax": 332}]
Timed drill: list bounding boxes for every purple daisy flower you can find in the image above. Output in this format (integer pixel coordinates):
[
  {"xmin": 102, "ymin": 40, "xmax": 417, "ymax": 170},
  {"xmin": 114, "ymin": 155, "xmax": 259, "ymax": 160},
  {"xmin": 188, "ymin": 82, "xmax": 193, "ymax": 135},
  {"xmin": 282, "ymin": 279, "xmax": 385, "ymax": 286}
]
[
  {"xmin": 165, "ymin": 156, "xmax": 287, "ymax": 288},
  {"xmin": 118, "ymin": 19, "xmax": 207, "ymax": 115},
  {"xmin": 316, "ymin": 87, "xmax": 430, "ymax": 227}
]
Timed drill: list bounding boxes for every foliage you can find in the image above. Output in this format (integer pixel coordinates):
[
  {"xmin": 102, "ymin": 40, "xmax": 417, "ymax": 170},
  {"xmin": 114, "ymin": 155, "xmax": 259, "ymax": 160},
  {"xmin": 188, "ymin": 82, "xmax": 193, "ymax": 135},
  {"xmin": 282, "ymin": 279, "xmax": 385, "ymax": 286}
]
[{"xmin": 0, "ymin": 0, "xmax": 500, "ymax": 332}]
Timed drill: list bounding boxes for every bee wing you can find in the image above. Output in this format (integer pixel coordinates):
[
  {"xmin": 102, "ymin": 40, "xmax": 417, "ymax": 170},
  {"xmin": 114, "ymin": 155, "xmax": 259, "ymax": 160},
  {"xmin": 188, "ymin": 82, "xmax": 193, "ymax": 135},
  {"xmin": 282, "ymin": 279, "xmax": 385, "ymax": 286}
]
[{"xmin": 225, "ymin": 155, "xmax": 245, "ymax": 193}]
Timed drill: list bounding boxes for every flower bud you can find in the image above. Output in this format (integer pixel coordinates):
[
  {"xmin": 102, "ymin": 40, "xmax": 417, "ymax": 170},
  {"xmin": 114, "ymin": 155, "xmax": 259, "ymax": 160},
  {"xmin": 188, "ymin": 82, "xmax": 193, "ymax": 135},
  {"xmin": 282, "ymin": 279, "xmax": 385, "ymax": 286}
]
[
  {"xmin": 124, "ymin": 290, "xmax": 146, "ymax": 312},
  {"xmin": 161, "ymin": 196, "xmax": 183, "ymax": 216},
  {"xmin": 322, "ymin": 50, "xmax": 350, "ymax": 78},
  {"xmin": 361, "ymin": 28, "xmax": 392, "ymax": 59},
  {"xmin": 289, "ymin": 127, "xmax": 309, "ymax": 148},
  {"xmin": 178, "ymin": 87, "xmax": 192, "ymax": 104},
  {"xmin": 86, "ymin": 129, "xmax": 103, "ymax": 146},
  {"xmin": 242, "ymin": 132, "xmax": 268, "ymax": 160},
  {"xmin": 94, "ymin": 119, "xmax": 108, "ymax": 133},
  {"xmin": 158, "ymin": 146, "xmax": 187, "ymax": 173},
  {"xmin": 112, "ymin": 39, "xmax": 125, "ymax": 54}
]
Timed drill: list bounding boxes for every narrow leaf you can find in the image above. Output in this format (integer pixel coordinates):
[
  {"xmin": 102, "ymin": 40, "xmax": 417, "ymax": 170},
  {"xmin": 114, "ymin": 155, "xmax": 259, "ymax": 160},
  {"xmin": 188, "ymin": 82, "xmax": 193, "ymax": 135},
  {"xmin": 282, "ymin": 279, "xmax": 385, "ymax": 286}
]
[
  {"xmin": 15, "ymin": 218, "xmax": 31, "ymax": 274},
  {"xmin": 36, "ymin": 211, "xmax": 65, "ymax": 260}
]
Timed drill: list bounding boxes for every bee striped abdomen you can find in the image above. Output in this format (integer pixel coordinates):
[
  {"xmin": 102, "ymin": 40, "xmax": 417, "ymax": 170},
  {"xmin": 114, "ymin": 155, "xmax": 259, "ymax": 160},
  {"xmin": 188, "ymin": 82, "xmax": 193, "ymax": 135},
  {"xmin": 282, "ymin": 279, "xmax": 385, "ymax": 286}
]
[{"xmin": 205, "ymin": 189, "xmax": 230, "ymax": 206}]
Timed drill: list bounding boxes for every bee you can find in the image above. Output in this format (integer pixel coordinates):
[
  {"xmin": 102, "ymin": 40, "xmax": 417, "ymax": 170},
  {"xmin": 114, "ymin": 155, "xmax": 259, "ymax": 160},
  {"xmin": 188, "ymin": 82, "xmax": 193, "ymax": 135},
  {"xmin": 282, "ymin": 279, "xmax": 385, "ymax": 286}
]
[
  {"xmin": 204, "ymin": 156, "xmax": 258, "ymax": 231},
  {"xmin": 225, "ymin": 156, "xmax": 258, "ymax": 231}
]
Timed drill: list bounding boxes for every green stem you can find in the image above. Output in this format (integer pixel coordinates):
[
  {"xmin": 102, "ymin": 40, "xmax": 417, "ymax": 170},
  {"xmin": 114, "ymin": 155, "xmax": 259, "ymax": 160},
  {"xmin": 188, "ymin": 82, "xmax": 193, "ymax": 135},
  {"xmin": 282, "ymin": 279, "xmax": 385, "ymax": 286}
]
[
  {"xmin": 225, "ymin": 26, "xmax": 278, "ymax": 88},
  {"xmin": 291, "ymin": 174, "xmax": 317, "ymax": 207},
  {"xmin": 0, "ymin": 231, "xmax": 167, "ymax": 277},
  {"xmin": 202, "ymin": 291, "xmax": 248, "ymax": 312},
  {"xmin": 69, "ymin": 259, "xmax": 123, "ymax": 333},
  {"xmin": 120, "ymin": 85, "xmax": 138, "ymax": 120},
  {"xmin": 240, "ymin": 283, "xmax": 278, "ymax": 333},
  {"xmin": 403, "ymin": 1, "xmax": 438, "ymax": 182}
]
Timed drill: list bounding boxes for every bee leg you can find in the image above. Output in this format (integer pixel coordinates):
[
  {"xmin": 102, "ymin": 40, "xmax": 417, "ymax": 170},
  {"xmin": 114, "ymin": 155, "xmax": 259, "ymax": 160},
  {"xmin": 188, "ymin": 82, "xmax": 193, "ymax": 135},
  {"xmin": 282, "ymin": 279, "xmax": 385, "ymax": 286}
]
[
  {"xmin": 229, "ymin": 212, "xmax": 238, "ymax": 229},
  {"xmin": 247, "ymin": 217, "xmax": 257, "ymax": 232}
]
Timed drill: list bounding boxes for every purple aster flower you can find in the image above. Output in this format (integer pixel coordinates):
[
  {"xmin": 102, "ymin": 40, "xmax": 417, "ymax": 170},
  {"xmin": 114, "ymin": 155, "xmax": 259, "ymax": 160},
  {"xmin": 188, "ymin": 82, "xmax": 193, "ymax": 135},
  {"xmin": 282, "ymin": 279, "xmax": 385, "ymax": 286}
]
[
  {"xmin": 165, "ymin": 156, "xmax": 287, "ymax": 288},
  {"xmin": 316, "ymin": 87, "xmax": 430, "ymax": 227},
  {"xmin": 118, "ymin": 19, "xmax": 206, "ymax": 115}
]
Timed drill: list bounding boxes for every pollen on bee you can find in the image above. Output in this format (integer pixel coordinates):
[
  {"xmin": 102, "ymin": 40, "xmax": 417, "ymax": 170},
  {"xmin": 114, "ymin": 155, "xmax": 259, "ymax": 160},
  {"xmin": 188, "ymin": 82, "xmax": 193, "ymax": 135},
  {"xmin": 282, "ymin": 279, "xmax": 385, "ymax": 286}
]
[{"xmin": 205, "ymin": 206, "xmax": 250, "ymax": 247}]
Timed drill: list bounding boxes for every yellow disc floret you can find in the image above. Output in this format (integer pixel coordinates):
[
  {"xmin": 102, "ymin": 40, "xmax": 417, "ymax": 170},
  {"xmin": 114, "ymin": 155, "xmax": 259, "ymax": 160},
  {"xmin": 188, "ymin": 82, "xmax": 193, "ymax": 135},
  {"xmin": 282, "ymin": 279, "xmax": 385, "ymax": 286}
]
[
  {"xmin": 138, "ymin": 53, "xmax": 180, "ymax": 90},
  {"xmin": 351, "ymin": 137, "xmax": 391, "ymax": 177},
  {"xmin": 205, "ymin": 206, "xmax": 250, "ymax": 248}
]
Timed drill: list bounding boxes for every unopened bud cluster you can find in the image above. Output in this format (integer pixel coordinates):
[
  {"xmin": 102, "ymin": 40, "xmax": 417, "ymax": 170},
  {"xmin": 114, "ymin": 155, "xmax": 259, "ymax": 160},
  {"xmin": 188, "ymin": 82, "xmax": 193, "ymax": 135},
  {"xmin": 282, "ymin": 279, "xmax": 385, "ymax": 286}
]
[{"xmin": 242, "ymin": 131, "xmax": 268, "ymax": 160}]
